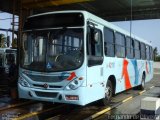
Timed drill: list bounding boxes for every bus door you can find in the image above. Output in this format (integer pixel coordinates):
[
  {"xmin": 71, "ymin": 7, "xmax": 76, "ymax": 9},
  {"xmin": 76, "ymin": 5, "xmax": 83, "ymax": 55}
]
[{"xmin": 86, "ymin": 21, "xmax": 104, "ymax": 85}]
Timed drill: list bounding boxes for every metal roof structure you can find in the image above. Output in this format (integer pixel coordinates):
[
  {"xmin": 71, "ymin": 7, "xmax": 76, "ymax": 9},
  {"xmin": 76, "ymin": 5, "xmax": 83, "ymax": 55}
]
[{"xmin": 0, "ymin": 0, "xmax": 160, "ymax": 21}]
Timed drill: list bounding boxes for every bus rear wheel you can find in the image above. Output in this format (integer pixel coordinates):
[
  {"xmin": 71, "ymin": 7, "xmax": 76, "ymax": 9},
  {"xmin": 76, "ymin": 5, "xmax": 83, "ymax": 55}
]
[
  {"xmin": 137, "ymin": 73, "xmax": 145, "ymax": 90},
  {"xmin": 100, "ymin": 80, "xmax": 113, "ymax": 106},
  {"xmin": 140, "ymin": 73, "xmax": 145, "ymax": 90}
]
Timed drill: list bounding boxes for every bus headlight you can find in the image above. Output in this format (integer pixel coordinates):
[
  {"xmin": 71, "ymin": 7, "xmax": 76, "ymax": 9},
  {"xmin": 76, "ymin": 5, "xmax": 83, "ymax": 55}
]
[
  {"xmin": 65, "ymin": 79, "xmax": 83, "ymax": 90},
  {"xmin": 18, "ymin": 76, "xmax": 30, "ymax": 87}
]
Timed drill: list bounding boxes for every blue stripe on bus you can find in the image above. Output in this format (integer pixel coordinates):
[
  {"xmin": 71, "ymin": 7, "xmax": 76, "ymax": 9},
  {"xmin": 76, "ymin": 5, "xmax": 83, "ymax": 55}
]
[{"xmin": 131, "ymin": 59, "xmax": 139, "ymax": 85}]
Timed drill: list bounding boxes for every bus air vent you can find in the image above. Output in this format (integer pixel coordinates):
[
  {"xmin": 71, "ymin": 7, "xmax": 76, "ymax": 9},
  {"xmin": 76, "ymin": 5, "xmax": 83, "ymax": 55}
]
[
  {"xmin": 26, "ymin": 74, "xmax": 69, "ymax": 82},
  {"xmin": 35, "ymin": 91, "xmax": 58, "ymax": 98},
  {"xmin": 33, "ymin": 84, "xmax": 63, "ymax": 89}
]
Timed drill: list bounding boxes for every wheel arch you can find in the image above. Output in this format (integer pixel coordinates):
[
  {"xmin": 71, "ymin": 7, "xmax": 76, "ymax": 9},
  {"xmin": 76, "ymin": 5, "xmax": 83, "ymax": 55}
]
[
  {"xmin": 142, "ymin": 71, "xmax": 146, "ymax": 81},
  {"xmin": 107, "ymin": 75, "xmax": 116, "ymax": 95}
]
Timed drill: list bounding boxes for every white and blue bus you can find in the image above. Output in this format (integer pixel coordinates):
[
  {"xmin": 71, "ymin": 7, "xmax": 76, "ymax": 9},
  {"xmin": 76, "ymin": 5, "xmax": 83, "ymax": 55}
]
[{"xmin": 18, "ymin": 11, "xmax": 153, "ymax": 106}]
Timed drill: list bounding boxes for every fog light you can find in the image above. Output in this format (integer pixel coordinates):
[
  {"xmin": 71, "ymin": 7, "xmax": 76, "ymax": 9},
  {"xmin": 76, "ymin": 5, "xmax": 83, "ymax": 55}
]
[
  {"xmin": 28, "ymin": 91, "xmax": 32, "ymax": 97},
  {"xmin": 19, "ymin": 77, "xmax": 30, "ymax": 87},
  {"xmin": 65, "ymin": 95, "xmax": 79, "ymax": 100},
  {"xmin": 74, "ymin": 80, "xmax": 78, "ymax": 85},
  {"xmin": 69, "ymin": 84, "xmax": 75, "ymax": 89}
]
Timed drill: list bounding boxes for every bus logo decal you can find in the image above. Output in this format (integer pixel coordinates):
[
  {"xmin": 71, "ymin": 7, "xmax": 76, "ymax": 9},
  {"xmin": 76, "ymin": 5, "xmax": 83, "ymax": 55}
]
[
  {"xmin": 47, "ymin": 62, "xmax": 52, "ymax": 69},
  {"xmin": 67, "ymin": 72, "xmax": 77, "ymax": 81},
  {"xmin": 43, "ymin": 83, "xmax": 48, "ymax": 89}
]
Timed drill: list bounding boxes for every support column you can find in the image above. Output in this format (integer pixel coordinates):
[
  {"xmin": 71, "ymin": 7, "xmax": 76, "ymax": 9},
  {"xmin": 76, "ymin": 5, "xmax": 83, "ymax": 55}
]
[{"xmin": 12, "ymin": 0, "xmax": 15, "ymax": 44}]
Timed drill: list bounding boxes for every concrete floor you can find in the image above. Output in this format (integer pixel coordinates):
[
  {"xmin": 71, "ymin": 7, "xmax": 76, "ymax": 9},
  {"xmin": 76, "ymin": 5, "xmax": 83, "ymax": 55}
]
[
  {"xmin": 153, "ymin": 62, "xmax": 160, "ymax": 69},
  {"xmin": 96, "ymin": 74, "xmax": 160, "ymax": 120}
]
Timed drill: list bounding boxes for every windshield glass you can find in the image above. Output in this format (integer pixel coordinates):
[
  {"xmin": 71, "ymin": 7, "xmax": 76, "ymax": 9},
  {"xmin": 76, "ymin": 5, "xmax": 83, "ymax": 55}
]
[{"xmin": 21, "ymin": 28, "xmax": 84, "ymax": 72}]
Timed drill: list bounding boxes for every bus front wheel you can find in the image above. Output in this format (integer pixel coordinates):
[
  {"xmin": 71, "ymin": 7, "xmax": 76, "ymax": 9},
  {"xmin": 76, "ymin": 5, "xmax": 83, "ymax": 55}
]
[{"xmin": 100, "ymin": 80, "xmax": 113, "ymax": 106}]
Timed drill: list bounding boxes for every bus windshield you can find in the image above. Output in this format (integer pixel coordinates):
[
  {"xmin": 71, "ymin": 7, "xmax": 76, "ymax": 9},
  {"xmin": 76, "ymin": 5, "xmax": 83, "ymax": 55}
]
[{"xmin": 21, "ymin": 28, "xmax": 84, "ymax": 72}]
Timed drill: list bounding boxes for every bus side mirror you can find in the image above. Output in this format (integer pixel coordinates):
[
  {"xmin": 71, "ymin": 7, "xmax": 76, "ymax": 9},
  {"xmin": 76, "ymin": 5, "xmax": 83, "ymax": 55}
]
[{"xmin": 93, "ymin": 31, "xmax": 99, "ymax": 43}]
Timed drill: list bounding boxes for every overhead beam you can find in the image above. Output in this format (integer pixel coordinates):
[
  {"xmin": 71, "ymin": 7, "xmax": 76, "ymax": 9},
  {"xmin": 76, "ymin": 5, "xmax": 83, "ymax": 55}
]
[
  {"xmin": 101, "ymin": 7, "xmax": 160, "ymax": 21},
  {"xmin": 0, "ymin": 28, "xmax": 18, "ymax": 34},
  {"xmin": 22, "ymin": 0, "xmax": 92, "ymax": 8},
  {"xmin": 1, "ymin": 0, "xmax": 160, "ymax": 22}
]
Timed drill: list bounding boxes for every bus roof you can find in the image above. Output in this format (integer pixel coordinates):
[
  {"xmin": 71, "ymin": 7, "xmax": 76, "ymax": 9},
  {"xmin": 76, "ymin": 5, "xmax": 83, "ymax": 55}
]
[{"xmin": 28, "ymin": 10, "xmax": 151, "ymax": 46}]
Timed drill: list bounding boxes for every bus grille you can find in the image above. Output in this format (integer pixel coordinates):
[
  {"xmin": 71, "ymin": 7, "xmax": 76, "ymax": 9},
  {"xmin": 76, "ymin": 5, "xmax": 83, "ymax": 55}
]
[
  {"xmin": 33, "ymin": 84, "xmax": 63, "ymax": 89},
  {"xmin": 26, "ymin": 74, "xmax": 69, "ymax": 82},
  {"xmin": 35, "ymin": 91, "xmax": 58, "ymax": 98}
]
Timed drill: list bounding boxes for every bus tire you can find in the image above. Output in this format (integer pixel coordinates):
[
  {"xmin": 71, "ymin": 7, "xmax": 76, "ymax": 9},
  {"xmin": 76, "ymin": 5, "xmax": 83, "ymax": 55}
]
[
  {"xmin": 137, "ymin": 73, "xmax": 145, "ymax": 90},
  {"xmin": 141, "ymin": 73, "xmax": 145, "ymax": 90},
  {"xmin": 100, "ymin": 80, "xmax": 113, "ymax": 106}
]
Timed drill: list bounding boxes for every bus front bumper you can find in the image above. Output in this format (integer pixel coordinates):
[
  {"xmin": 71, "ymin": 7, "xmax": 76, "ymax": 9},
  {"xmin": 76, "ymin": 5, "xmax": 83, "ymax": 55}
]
[{"xmin": 18, "ymin": 83, "xmax": 86, "ymax": 106}]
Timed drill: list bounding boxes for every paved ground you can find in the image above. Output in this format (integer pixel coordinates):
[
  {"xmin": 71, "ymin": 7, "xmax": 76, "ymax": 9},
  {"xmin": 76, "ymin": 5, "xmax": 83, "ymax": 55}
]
[
  {"xmin": 154, "ymin": 62, "xmax": 160, "ymax": 74},
  {"xmin": 154, "ymin": 62, "xmax": 160, "ymax": 69},
  {"xmin": 96, "ymin": 73, "xmax": 160, "ymax": 120}
]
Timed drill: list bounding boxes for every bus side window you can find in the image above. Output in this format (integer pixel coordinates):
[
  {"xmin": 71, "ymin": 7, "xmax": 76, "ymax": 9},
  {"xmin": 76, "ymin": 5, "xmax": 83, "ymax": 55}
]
[
  {"xmin": 126, "ymin": 37, "xmax": 134, "ymax": 59},
  {"xmin": 115, "ymin": 32, "xmax": 125, "ymax": 58},
  {"xmin": 150, "ymin": 46, "xmax": 153, "ymax": 60},
  {"xmin": 134, "ymin": 40, "xmax": 141, "ymax": 59},
  {"xmin": 146, "ymin": 45, "xmax": 150, "ymax": 60},
  {"xmin": 140, "ymin": 42, "xmax": 146, "ymax": 60},
  {"xmin": 87, "ymin": 26, "xmax": 103, "ymax": 67},
  {"xmin": 104, "ymin": 27, "xmax": 115, "ymax": 57}
]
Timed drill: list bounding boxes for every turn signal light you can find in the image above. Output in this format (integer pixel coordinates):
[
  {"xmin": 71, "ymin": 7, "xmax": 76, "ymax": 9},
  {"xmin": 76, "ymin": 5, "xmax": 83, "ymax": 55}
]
[{"xmin": 78, "ymin": 77, "xmax": 83, "ymax": 80}]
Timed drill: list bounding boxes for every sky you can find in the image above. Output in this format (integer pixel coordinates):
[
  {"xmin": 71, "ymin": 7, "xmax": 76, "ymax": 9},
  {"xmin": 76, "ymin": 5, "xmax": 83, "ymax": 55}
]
[
  {"xmin": 0, "ymin": 12, "xmax": 160, "ymax": 54},
  {"xmin": 0, "ymin": 12, "xmax": 18, "ymax": 41}
]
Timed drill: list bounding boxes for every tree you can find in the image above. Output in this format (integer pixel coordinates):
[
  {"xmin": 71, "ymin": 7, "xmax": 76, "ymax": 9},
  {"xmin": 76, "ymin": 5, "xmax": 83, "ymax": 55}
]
[
  {"xmin": 153, "ymin": 47, "xmax": 159, "ymax": 61},
  {"xmin": 0, "ymin": 33, "xmax": 7, "ymax": 48}
]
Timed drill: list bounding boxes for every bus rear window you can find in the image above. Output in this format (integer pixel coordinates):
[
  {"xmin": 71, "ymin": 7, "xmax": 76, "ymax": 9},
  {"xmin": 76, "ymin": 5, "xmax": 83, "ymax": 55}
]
[{"xmin": 24, "ymin": 13, "xmax": 84, "ymax": 30}]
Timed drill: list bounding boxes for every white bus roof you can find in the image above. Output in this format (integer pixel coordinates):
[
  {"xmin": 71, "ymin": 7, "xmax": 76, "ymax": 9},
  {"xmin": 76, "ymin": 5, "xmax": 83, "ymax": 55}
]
[{"xmin": 29, "ymin": 10, "xmax": 151, "ymax": 46}]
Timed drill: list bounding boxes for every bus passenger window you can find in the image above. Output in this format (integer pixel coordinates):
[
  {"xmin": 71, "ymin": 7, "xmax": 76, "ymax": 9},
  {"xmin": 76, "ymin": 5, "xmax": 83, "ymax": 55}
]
[
  {"xmin": 115, "ymin": 32, "xmax": 125, "ymax": 58},
  {"xmin": 146, "ymin": 45, "xmax": 150, "ymax": 60},
  {"xmin": 126, "ymin": 37, "xmax": 134, "ymax": 59},
  {"xmin": 134, "ymin": 40, "xmax": 141, "ymax": 59},
  {"xmin": 104, "ymin": 27, "xmax": 115, "ymax": 57},
  {"xmin": 140, "ymin": 42, "xmax": 146, "ymax": 60},
  {"xmin": 149, "ymin": 46, "xmax": 153, "ymax": 60}
]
